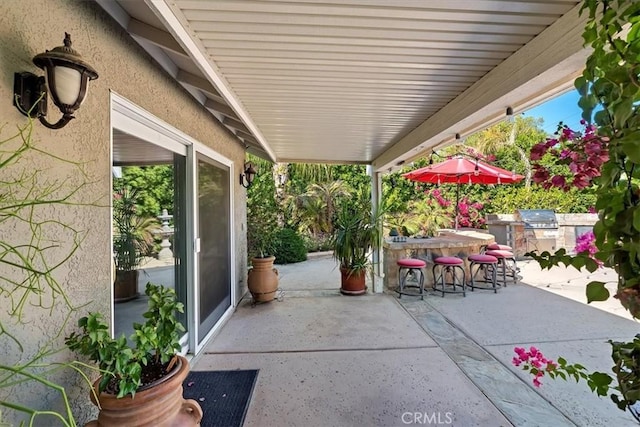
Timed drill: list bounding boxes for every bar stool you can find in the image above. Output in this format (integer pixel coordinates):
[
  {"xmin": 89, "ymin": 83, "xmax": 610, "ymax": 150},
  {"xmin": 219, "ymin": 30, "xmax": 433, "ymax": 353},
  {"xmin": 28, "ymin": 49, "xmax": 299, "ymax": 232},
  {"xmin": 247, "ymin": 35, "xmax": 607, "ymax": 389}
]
[
  {"xmin": 467, "ymin": 254, "xmax": 499, "ymax": 293},
  {"xmin": 432, "ymin": 256, "xmax": 466, "ymax": 297},
  {"xmin": 485, "ymin": 250, "xmax": 518, "ymax": 287},
  {"xmin": 486, "ymin": 243, "xmax": 513, "ymax": 251},
  {"xmin": 396, "ymin": 258, "xmax": 426, "ymax": 299}
]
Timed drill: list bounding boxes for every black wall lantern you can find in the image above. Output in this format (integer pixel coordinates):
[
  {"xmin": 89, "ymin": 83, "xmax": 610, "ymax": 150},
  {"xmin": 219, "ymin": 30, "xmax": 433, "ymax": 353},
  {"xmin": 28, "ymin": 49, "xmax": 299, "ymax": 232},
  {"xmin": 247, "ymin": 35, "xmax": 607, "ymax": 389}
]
[
  {"xmin": 13, "ymin": 33, "xmax": 99, "ymax": 129},
  {"xmin": 239, "ymin": 162, "xmax": 257, "ymax": 188}
]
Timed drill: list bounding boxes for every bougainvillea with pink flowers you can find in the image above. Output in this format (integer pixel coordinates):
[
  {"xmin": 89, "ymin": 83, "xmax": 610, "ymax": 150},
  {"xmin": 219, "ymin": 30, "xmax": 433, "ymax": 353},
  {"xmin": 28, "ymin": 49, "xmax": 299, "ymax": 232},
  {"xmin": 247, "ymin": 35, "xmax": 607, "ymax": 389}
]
[
  {"xmin": 530, "ymin": 121, "xmax": 609, "ymax": 191},
  {"xmin": 425, "ymin": 189, "xmax": 486, "ymax": 229},
  {"xmin": 574, "ymin": 230, "xmax": 602, "ymax": 267},
  {"xmin": 522, "ymin": 0, "xmax": 640, "ymax": 420},
  {"xmin": 512, "ymin": 346, "xmax": 611, "ymax": 393}
]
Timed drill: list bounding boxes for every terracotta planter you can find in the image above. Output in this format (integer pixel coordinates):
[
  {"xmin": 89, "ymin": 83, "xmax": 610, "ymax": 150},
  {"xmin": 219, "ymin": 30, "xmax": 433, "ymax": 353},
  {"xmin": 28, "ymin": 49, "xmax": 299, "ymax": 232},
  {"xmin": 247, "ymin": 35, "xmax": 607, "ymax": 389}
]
[
  {"xmin": 340, "ymin": 267, "xmax": 367, "ymax": 295},
  {"xmin": 114, "ymin": 270, "xmax": 138, "ymax": 303},
  {"xmin": 248, "ymin": 256, "xmax": 279, "ymax": 302},
  {"xmin": 85, "ymin": 356, "xmax": 202, "ymax": 427}
]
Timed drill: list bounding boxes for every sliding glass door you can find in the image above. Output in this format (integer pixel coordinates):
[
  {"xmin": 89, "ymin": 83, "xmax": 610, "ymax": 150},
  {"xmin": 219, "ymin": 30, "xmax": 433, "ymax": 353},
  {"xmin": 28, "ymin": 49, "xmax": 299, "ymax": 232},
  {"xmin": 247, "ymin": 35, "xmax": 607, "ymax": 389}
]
[
  {"xmin": 112, "ymin": 93, "xmax": 236, "ymax": 354},
  {"xmin": 196, "ymin": 152, "xmax": 232, "ymax": 344}
]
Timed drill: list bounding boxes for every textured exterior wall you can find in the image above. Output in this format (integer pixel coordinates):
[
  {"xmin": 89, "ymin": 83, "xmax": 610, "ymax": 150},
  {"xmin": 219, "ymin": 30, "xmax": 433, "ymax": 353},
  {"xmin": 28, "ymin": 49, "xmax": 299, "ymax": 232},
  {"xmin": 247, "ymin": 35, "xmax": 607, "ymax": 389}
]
[{"xmin": 0, "ymin": 0, "xmax": 247, "ymax": 424}]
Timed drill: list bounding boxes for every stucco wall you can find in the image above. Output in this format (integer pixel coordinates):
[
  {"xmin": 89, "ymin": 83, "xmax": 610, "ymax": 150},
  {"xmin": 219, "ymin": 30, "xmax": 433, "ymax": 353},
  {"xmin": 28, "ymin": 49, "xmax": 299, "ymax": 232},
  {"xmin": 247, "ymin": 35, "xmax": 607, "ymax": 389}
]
[{"xmin": 0, "ymin": 0, "xmax": 247, "ymax": 424}]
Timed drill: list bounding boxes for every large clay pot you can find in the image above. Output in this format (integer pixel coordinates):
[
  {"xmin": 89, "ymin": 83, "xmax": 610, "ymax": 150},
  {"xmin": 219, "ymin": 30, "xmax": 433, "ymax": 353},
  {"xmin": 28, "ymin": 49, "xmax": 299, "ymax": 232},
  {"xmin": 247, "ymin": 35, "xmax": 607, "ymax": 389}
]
[
  {"xmin": 85, "ymin": 356, "xmax": 202, "ymax": 427},
  {"xmin": 247, "ymin": 256, "xmax": 279, "ymax": 302},
  {"xmin": 340, "ymin": 268, "xmax": 367, "ymax": 295},
  {"xmin": 114, "ymin": 270, "xmax": 138, "ymax": 303}
]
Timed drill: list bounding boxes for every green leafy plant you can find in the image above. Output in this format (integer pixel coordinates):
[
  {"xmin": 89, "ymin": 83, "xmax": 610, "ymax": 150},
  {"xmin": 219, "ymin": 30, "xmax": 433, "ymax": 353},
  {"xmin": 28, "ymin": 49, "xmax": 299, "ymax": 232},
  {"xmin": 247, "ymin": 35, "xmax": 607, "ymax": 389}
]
[
  {"xmin": 524, "ymin": 0, "xmax": 640, "ymax": 421},
  {"xmin": 65, "ymin": 283, "xmax": 185, "ymax": 398},
  {"xmin": 246, "ymin": 156, "xmax": 279, "ymax": 260}
]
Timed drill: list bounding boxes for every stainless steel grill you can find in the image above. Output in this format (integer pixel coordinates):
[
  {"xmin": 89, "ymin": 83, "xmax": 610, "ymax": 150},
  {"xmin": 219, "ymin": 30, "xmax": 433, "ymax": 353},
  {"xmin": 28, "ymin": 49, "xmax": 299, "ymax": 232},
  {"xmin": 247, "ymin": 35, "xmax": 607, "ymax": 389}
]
[{"xmin": 515, "ymin": 209, "xmax": 558, "ymax": 229}]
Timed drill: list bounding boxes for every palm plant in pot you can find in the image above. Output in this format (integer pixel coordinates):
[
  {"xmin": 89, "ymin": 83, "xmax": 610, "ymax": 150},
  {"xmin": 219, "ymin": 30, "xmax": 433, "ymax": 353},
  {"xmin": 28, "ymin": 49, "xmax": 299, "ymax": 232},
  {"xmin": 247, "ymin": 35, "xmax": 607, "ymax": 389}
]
[
  {"xmin": 331, "ymin": 198, "xmax": 385, "ymax": 295},
  {"xmin": 112, "ymin": 184, "xmax": 158, "ymax": 302},
  {"xmin": 65, "ymin": 283, "xmax": 202, "ymax": 426}
]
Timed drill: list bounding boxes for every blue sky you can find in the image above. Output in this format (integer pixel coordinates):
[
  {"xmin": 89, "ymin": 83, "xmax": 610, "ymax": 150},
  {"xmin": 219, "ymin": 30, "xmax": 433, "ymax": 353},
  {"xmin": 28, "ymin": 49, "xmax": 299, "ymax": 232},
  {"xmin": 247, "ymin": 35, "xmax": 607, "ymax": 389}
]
[{"xmin": 522, "ymin": 90, "xmax": 584, "ymax": 135}]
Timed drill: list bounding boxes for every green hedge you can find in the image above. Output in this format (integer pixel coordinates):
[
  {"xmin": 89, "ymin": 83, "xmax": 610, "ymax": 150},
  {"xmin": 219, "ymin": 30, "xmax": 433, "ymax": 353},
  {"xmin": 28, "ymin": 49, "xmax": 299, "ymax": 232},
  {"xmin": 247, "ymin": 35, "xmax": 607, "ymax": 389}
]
[{"xmin": 272, "ymin": 228, "xmax": 307, "ymax": 264}]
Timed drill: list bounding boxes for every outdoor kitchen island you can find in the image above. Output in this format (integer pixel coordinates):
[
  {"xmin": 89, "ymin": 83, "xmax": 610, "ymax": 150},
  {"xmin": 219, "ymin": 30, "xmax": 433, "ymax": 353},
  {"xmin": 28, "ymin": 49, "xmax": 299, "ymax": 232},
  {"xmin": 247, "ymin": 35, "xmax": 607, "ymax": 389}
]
[{"xmin": 382, "ymin": 229, "xmax": 495, "ymax": 292}]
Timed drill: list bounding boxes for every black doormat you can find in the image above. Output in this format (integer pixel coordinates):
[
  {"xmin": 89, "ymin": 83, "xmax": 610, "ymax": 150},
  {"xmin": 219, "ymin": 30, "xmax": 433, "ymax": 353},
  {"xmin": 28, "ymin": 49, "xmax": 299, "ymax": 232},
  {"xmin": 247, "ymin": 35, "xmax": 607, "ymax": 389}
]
[{"xmin": 183, "ymin": 369, "xmax": 259, "ymax": 427}]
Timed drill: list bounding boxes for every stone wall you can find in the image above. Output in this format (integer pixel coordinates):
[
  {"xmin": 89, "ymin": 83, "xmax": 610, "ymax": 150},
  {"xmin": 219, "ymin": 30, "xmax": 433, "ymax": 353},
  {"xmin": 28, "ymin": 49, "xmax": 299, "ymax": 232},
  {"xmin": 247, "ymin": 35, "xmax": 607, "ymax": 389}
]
[{"xmin": 487, "ymin": 213, "xmax": 598, "ymax": 259}]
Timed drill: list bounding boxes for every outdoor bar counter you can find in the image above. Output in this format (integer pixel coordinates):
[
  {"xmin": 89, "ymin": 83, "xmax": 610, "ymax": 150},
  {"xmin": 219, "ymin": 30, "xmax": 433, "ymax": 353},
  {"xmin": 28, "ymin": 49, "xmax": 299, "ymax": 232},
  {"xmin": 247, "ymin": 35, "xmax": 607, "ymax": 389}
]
[{"xmin": 382, "ymin": 229, "xmax": 495, "ymax": 291}]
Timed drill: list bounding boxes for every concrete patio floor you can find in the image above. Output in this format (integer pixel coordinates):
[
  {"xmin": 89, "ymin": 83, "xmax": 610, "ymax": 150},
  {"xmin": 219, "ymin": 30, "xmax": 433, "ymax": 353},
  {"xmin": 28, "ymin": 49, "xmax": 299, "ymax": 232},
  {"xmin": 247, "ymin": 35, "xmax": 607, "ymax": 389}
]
[{"xmin": 192, "ymin": 254, "xmax": 639, "ymax": 426}]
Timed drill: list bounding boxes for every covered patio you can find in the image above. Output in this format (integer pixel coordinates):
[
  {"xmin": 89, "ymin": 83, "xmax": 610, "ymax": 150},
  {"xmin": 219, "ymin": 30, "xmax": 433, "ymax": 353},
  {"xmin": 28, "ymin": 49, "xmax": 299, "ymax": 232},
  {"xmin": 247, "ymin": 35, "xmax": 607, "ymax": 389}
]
[
  {"xmin": 3, "ymin": 1, "xmax": 631, "ymax": 426},
  {"xmin": 195, "ymin": 255, "xmax": 638, "ymax": 426},
  {"xmin": 99, "ymin": 1, "xmax": 587, "ymax": 168}
]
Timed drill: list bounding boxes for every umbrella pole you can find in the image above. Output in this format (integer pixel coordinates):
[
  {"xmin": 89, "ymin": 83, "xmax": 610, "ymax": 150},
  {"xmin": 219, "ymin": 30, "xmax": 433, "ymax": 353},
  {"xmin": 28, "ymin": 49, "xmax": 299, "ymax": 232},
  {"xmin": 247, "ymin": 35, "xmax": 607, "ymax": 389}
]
[{"xmin": 455, "ymin": 182, "xmax": 460, "ymax": 230}]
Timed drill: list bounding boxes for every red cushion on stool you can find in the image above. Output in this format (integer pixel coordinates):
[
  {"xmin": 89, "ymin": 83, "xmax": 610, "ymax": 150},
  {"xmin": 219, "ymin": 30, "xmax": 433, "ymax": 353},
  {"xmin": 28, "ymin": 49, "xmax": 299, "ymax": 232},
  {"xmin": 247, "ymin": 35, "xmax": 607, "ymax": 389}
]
[
  {"xmin": 434, "ymin": 256, "xmax": 463, "ymax": 265},
  {"xmin": 487, "ymin": 243, "xmax": 512, "ymax": 251},
  {"xmin": 485, "ymin": 250, "xmax": 514, "ymax": 258},
  {"xmin": 468, "ymin": 254, "xmax": 498, "ymax": 263},
  {"xmin": 397, "ymin": 258, "xmax": 426, "ymax": 268}
]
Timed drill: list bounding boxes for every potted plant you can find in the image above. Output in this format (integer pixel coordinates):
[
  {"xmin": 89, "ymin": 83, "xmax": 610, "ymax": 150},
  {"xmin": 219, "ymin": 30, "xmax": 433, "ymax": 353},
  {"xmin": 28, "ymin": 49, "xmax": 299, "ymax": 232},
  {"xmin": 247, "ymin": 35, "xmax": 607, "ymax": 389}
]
[
  {"xmin": 65, "ymin": 283, "xmax": 202, "ymax": 426},
  {"xmin": 247, "ymin": 230, "xmax": 279, "ymax": 303},
  {"xmin": 331, "ymin": 200, "xmax": 385, "ymax": 295},
  {"xmin": 112, "ymin": 184, "xmax": 158, "ymax": 302}
]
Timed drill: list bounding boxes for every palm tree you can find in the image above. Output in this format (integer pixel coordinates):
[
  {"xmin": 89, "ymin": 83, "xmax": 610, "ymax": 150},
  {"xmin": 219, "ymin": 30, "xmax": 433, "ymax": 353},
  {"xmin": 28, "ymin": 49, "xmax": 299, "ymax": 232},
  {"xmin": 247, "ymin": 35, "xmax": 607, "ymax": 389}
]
[
  {"xmin": 466, "ymin": 116, "xmax": 546, "ymax": 188},
  {"xmin": 292, "ymin": 181, "xmax": 351, "ymax": 237}
]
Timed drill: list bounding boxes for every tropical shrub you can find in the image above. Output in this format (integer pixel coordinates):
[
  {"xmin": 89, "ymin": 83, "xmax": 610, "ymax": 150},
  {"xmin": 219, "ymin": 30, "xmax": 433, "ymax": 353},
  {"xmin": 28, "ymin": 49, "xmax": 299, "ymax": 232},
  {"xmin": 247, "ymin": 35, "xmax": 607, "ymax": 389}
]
[
  {"xmin": 486, "ymin": 185, "xmax": 597, "ymax": 214},
  {"xmin": 272, "ymin": 228, "xmax": 307, "ymax": 264},
  {"xmin": 246, "ymin": 155, "xmax": 279, "ymax": 259},
  {"xmin": 302, "ymin": 233, "xmax": 332, "ymax": 253}
]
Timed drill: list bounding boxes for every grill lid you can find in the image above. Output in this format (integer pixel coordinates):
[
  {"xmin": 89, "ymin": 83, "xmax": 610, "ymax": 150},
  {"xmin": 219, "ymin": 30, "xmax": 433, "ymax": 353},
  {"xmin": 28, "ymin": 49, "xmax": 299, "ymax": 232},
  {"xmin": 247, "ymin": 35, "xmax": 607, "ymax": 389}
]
[{"xmin": 515, "ymin": 209, "xmax": 558, "ymax": 229}]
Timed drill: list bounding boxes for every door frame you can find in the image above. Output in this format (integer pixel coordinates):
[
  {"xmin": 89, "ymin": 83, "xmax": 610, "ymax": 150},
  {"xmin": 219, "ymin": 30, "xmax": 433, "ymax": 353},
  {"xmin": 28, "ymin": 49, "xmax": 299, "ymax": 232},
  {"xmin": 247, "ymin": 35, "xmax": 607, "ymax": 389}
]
[
  {"xmin": 190, "ymin": 143, "xmax": 236, "ymax": 354},
  {"xmin": 109, "ymin": 92, "xmax": 236, "ymax": 355}
]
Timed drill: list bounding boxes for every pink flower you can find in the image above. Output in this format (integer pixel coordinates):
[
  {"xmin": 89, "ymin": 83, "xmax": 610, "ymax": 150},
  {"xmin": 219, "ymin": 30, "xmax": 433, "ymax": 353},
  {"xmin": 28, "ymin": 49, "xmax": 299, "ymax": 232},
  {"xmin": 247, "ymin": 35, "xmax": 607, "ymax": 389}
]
[
  {"xmin": 530, "ymin": 143, "xmax": 548, "ymax": 161},
  {"xmin": 513, "ymin": 347, "xmax": 558, "ymax": 388},
  {"xmin": 530, "ymin": 123, "xmax": 608, "ymax": 191}
]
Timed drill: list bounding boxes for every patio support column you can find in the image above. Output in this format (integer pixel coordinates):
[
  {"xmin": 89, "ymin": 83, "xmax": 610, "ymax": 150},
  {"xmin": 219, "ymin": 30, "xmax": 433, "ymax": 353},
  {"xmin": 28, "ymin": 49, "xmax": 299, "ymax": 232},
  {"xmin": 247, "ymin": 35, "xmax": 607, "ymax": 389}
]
[{"xmin": 368, "ymin": 165, "xmax": 384, "ymax": 293}]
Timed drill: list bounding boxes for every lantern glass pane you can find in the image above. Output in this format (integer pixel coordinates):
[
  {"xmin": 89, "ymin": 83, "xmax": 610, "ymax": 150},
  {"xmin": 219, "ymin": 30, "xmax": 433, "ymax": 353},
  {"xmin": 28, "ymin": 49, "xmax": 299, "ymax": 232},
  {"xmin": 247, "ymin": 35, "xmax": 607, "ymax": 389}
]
[{"xmin": 50, "ymin": 66, "xmax": 82, "ymax": 105}]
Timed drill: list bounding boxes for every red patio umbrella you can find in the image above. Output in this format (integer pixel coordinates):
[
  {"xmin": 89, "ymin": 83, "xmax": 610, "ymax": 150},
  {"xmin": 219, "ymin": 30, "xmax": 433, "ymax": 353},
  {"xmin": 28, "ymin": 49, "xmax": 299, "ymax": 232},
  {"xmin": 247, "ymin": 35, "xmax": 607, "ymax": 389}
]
[{"xmin": 402, "ymin": 156, "xmax": 524, "ymax": 229}]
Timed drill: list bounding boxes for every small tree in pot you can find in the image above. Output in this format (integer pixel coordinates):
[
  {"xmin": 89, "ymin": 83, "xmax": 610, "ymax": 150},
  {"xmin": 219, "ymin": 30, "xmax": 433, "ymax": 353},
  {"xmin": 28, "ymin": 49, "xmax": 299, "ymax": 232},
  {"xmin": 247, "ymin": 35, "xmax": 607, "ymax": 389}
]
[
  {"xmin": 331, "ymin": 197, "xmax": 385, "ymax": 295},
  {"xmin": 65, "ymin": 283, "xmax": 202, "ymax": 426}
]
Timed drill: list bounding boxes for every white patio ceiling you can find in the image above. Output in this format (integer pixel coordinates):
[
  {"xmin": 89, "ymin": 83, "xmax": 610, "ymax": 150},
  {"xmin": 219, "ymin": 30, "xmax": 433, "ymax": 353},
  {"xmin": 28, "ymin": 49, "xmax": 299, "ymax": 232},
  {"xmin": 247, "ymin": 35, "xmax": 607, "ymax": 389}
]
[{"xmin": 97, "ymin": 0, "xmax": 588, "ymax": 171}]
